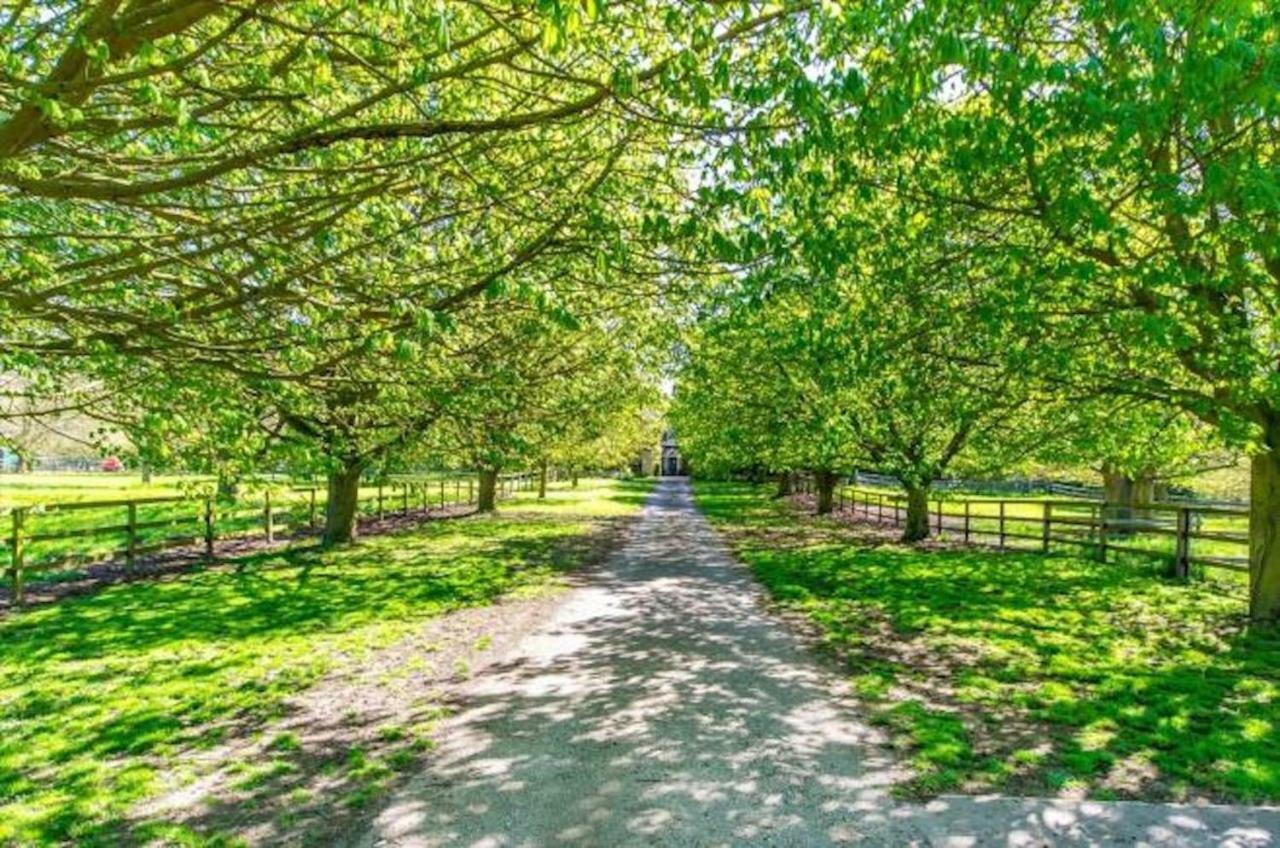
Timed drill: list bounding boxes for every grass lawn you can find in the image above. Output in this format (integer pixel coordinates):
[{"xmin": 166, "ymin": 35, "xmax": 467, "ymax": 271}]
[
  {"xmin": 695, "ymin": 480, "xmax": 1280, "ymax": 804},
  {"xmin": 0, "ymin": 473, "xmax": 201, "ymax": 507},
  {"xmin": 0, "ymin": 472, "xmax": 484, "ymax": 581},
  {"xmin": 0, "ymin": 478, "xmax": 650, "ymax": 846},
  {"xmin": 840, "ymin": 484, "xmax": 1250, "ymax": 568}
]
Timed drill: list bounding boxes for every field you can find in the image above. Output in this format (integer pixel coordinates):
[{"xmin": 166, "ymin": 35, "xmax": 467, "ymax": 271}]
[
  {"xmin": 0, "ymin": 478, "xmax": 651, "ymax": 846},
  {"xmin": 0, "ymin": 472, "xmax": 490, "ymax": 590},
  {"xmin": 0, "ymin": 473, "xmax": 197, "ymax": 506},
  {"xmin": 696, "ymin": 481, "xmax": 1280, "ymax": 804},
  {"xmin": 837, "ymin": 483, "xmax": 1251, "ymax": 585}
]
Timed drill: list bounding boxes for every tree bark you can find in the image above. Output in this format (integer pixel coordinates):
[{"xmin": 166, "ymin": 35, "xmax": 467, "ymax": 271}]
[
  {"xmin": 903, "ymin": 484, "xmax": 930, "ymax": 542},
  {"xmin": 1103, "ymin": 465, "xmax": 1156, "ymax": 536},
  {"xmin": 538, "ymin": 460, "xmax": 548, "ymax": 499},
  {"xmin": 477, "ymin": 468, "xmax": 498, "ymax": 512},
  {"xmin": 322, "ymin": 457, "xmax": 364, "ymax": 546},
  {"xmin": 571, "ymin": 469, "xmax": 579, "ymax": 488},
  {"xmin": 814, "ymin": 469, "xmax": 837, "ymax": 515},
  {"xmin": 1250, "ymin": 448, "xmax": 1280, "ymax": 621},
  {"xmin": 774, "ymin": 471, "xmax": 793, "ymax": 499},
  {"xmin": 1103, "ymin": 466, "xmax": 1134, "ymax": 519},
  {"xmin": 216, "ymin": 472, "xmax": 241, "ymax": 502}
]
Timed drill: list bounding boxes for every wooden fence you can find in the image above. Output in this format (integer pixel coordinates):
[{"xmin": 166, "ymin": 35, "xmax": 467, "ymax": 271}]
[
  {"xmin": 794, "ymin": 478, "xmax": 1250, "ymax": 578},
  {"xmin": 3, "ymin": 471, "xmax": 537, "ymax": 605}
]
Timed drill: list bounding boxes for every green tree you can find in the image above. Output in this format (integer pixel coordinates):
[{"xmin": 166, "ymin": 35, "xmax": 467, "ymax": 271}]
[{"xmin": 798, "ymin": 0, "xmax": 1280, "ymax": 615}]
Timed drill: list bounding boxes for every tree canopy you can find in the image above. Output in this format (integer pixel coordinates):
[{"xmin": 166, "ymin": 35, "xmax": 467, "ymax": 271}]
[{"xmin": 5, "ymin": 1, "xmax": 1280, "ymax": 617}]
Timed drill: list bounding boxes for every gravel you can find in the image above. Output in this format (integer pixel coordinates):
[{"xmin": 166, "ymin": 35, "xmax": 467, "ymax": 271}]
[{"xmin": 352, "ymin": 478, "xmax": 1280, "ymax": 848}]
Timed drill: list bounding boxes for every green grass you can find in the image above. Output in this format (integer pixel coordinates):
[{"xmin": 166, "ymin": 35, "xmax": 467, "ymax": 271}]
[
  {"xmin": 0, "ymin": 473, "xmax": 201, "ymax": 507},
  {"xmin": 839, "ymin": 484, "xmax": 1250, "ymax": 585},
  {"xmin": 696, "ymin": 480, "xmax": 1280, "ymax": 804},
  {"xmin": 0, "ymin": 477, "xmax": 650, "ymax": 846},
  {"xmin": 0, "ymin": 472, "xmax": 488, "ymax": 581}
]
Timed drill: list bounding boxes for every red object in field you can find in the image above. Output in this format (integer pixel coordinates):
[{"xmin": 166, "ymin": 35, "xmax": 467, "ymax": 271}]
[{"xmin": 101, "ymin": 456, "xmax": 123, "ymax": 472}]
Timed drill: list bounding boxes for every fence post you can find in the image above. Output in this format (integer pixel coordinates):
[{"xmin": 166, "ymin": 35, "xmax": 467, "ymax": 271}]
[
  {"xmin": 402, "ymin": 484, "xmax": 409, "ymax": 515},
  {"xmin": 877, "ymin": 493, "xmax": 884, "ymax": 523},
  {"xmin": 998, "ymin": 501, "xmax": 1006, "ymax": 549},
  {"xmin": 264, "ymin": 490, "xmax": 274, "ymax": 543},
  {"xmin": 204, "ymin": 497, "xmax": 215, "ymax": 559},
  {"xmin": 1174, "ymin": 507, "xmax": 1191, "ymax": 579},
  {"xmin": 377, "ymin": 483, "xmax": 384, "ymax": 520},
  {"xmin": 1098, "ymin": 503, "xmax": 1109, "ymax": 563},
  {"xmin": 309, "ymin": 488, "xmax": 317, "ymax": 528},
  {"xmin": 455, "ymin": 479, "xmax": 461, "ymax": 503},
  {"xmin": 963, "ymin": 500, "xmax": 971, "ymax": 543},
  {"xmin": 10, "ymin": 507, "xmax": 26, "ymax": 606},
  {"xmin": 468, "ymin": 478, "xmax": 474, "ymax": 504},
  {"xmin": 126, "ymin": 501, "xmax": 138, "ymax": 572},
  {"xmin": 1042, "ymin": 502, "xmax": 1051, "ymax": 552},
  {"xmin": 936, "ymin": 499, "xmax": 943, "ymax": 534},
  {"xmin": 440, "ymin": 479, "xmax": 445, "ymax": 509}
]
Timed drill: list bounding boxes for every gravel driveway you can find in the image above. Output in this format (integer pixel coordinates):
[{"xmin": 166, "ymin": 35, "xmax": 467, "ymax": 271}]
[{"xmin": 353, "ymin": 478, "xmax": 1280, "ymax": 847}]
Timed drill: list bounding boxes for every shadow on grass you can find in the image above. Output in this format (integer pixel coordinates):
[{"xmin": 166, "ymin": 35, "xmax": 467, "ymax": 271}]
[
  {"xmin": 502, "ymin": 477, "xmax": 656, "ymax": 515},
  {"xmin": 0, "ymin": 495, "xmax": 631, "ymax": 846},
  {"xmin": 694, "ymin": 480, "xmax": 1280, "ymax": 804}
]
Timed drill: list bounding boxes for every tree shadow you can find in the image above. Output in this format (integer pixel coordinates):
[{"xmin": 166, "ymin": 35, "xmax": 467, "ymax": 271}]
[
  {"xmin": 357, "ymin": 477, "xmax": 906, "ymax": 846},
  {"xmin": 0, "ymin": 506, "xmax": 626, "ymax": 846},
  {"xmin": 353, "ymin": 478, "xmax": 1280, "ymax": 846},
  {"xmin": 697, "ymin": 481, "xmax": 1280, "ymax": 806}
]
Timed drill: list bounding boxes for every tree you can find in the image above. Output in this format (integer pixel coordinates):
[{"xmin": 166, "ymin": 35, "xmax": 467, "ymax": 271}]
[
  {"xmin": 673, "ymin": 284, "xmax": 862, "ymax": 515},
  {"xmin": 678, "ymin": 138, "xmax": 1066, "ymax": 537},
  {"xmin": 1034, "ymin": 399, "xmax": 1228, "ymax": 528},
  {"xmin": 445, "ymin": 291, "xmax": 664, "ymax": 511},
  {"xmin": 790, "ymin": 0, "xmax": 1280, "ymax": 615},
  {"xmin": 3, "ymin": 1, "xmax": 802, "ymax": 546},
  {"xmin": 1, "ymin": 1, "xmax": 801, "ymax": 368}
]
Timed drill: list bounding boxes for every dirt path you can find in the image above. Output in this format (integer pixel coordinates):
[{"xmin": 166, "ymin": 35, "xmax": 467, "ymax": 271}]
[{"xmin": 354, "ymin": 478, "xmax": 1280, "ymax": 847}]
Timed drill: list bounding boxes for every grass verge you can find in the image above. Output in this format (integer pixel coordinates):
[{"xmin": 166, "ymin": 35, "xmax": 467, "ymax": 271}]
[
  {"xmin": 694, "ymin": 480, "xmax": 1280, "ymax": 804},
  {"xmin": 0, "ymin": 478, "xmax": 650, "ymax": 846}
]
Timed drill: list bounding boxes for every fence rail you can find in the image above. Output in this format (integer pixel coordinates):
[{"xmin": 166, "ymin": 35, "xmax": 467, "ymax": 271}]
[
  {"xmin": 3, "ymin": 471, "xmax": 538, "ymax": 605},
  {"xmin": 850, "ymin": 471, "xmax": 1247, "ymax": 508},
  {"xmin": 795, "ymin": 478, "xmax": 1251, "ymax": 578}
]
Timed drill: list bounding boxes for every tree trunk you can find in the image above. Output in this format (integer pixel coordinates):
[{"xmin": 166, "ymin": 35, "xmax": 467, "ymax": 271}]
[
  {"xmin": 1103, "ymin": 466, "xmax": 1136, "ymax": 537},
  {"xmin": 322, "ymin": 458, "xmax": 364, "ymax": 546},
  {"xmin": 140, "ymin": 462, "xmax": 153, "ymax": 484},
  {"xmin": 774, "ymin": 471, "xmax": 793, "ymax": 499},
  {"xmin": 216, "ymin": 473, "xmax": 241, "ymax": 502},
  {"xmin": 571, "ymin": 469, "xmax": 579, "ymax": 488},
  {"xmin": 814, "ymin": 469, "xmax": 837, "ymax": 515},
  {"xmin": 1250, "ymin": 448, "xmax": 1280, "ymax": 621},
  {"xmin": 1132, "ymin": 468, "xmax": 1156, "ymax": 522},
  {"xmin": 14, "ymin": 453, "xmax": 27, "ymax": 473},
  {"xmin": 903, "ymin": 484, "xmax": 930, "ymax": 542},
  {"xmin": 538, "ymin": 461, "xmax": 548, "ymax": 499},
  {"xmin": 1103, "ymin": 465, "xmax": 1156, "ymax": 536},
  {"xmin": 477, "ymin": 468, "xmax": 498, "ymax": 512}
]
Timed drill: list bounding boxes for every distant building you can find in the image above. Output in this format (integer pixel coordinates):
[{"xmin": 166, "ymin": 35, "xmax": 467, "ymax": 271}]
[
  {"xmin": 629, "ymin": 429, "xmax": 687, "ymax": 477},
  {"xmin": 659, "ymin": 429, "xmax": 687, "ymax": 476}
]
